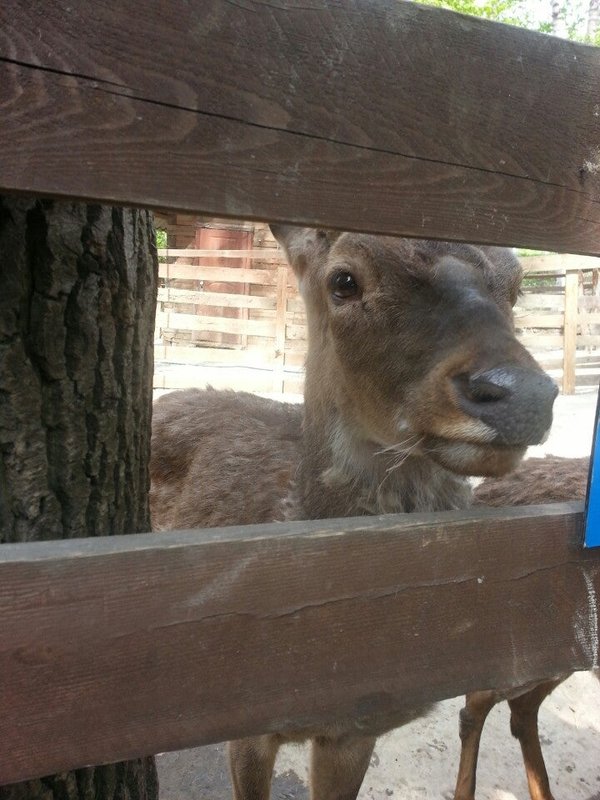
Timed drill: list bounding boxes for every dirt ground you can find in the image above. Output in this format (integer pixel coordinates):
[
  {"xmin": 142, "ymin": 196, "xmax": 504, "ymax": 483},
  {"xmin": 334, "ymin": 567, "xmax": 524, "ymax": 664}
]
[{"xmin": 157, "ymin": 388, "xmax": 600, "ymax": 800}]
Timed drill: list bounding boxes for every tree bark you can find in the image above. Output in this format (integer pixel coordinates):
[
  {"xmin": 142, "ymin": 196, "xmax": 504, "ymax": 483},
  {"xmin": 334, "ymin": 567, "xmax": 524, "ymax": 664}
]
[{"xmin": 0, "ymin": 197, "xmax": 158, "ymax": 799}]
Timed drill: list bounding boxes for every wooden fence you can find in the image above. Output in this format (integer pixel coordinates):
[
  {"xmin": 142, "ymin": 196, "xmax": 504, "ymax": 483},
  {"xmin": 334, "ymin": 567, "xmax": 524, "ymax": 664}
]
[
  {"xmin": 1, "ymin": 0, "xmax": 600, "ymax": 787},
  {"xmin": 518, "ymin": 255, "xmax": 600, "ymax": 393},
  {"xmin": 155, "ymin": 246, "xmax": 303, "ymax": 394},
  {"xmin": 155, "ymin": 249, "xmax": 600, "ymax": 395}
]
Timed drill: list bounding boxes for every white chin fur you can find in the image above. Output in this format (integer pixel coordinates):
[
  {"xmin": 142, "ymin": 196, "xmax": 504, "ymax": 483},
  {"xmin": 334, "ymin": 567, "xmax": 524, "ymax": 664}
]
[
  {"xmin": 431, "ymin": 419, "xmax": 497, "ymax": 444},
  {"xmin": 428, "ymin": 438, "xmax": 526, "ymax": 477}
]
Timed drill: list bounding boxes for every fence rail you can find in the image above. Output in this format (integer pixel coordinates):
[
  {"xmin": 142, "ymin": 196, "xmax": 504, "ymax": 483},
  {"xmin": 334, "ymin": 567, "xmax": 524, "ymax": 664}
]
[
  {"xmin": 1, "ymin": 502, "xmax": 595, "ymax": 785},
  {"xmin": 2, "ymin": 2, "xmax": 600, "ymax": 254}
]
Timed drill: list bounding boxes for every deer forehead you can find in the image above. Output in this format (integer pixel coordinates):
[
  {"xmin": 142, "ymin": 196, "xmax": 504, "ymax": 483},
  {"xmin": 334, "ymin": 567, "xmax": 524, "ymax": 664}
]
[
  {"xmin": 323, "ymin": 237, "xmax": 490, "ymax": 290},
  {"xmin": 297, "ymin": 234, "xmax": 520, "ymax": 322}
]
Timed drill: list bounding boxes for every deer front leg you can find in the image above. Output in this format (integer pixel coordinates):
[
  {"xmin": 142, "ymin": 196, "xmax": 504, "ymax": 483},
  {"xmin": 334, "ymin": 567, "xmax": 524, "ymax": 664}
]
[
  {"xmin": 454, "ymin": 690, "xmax": 498, "ymax": 800},
  {"xmin": 508, "ymin": 680, "xmax": 562, "ymax": 800},
  {"xmin": 228, "ymin": 735, "xmax": 280, "ymax": 800},
  {"xmin": 310, "ymin": 734, "xmax": 376, "ymax": 800}
]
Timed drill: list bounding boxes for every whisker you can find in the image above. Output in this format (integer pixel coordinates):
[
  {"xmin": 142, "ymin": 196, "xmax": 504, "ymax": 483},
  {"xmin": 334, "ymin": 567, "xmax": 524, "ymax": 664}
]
[
  {"xmin": 375, "ymin": 436, "xmax": 425, "ymax": 499},
  {"xmin": 374, "ymin": 434, "xmax": 421, "ymax": 459},
  {"xmin": 385, "ymin": 436, "xmax": 424, "ymax": 471}
]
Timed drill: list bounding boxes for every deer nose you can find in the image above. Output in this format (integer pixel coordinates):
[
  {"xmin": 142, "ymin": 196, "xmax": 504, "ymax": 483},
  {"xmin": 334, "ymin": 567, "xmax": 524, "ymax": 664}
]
[{"xmin": 453, "ymin": 366, "xmax": 559, "ymax": 446}]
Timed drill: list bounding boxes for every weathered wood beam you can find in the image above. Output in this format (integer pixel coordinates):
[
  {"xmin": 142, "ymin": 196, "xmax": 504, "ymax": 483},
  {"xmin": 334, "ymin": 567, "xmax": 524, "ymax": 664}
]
[
  {"xmin": 1, "ymin": 502, "xmax": 598, "ymax": 785},
  {"xmin": 1, "ymin": 1, "xmax": 599, "ymax": 252}
]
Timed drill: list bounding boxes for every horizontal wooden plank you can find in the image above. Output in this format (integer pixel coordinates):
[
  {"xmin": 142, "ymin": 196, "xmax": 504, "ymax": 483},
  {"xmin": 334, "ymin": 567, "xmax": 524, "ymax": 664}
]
[
  {"xmin": 159, "ymin": 264, "xmax": 279, "ymax": 284},
  {"xmin": 521, "ymin": 286, "xmax": 566, "ymax": 295},
  {"xmin": 157, "ymin": 312, "xmax": 276, "ymax": 337},
  {"xmin": 515, "ymin": 294, "xmax": 564, "ymax": 310},
  {"xmin": 516, "ymin": 313, "xmax": 565, "ymax": 328},
  {"xmin": 536, "ymin": 349, "xmax": 600, "ymax": 363},
  {"xmin": 564, "ymin": 363, "xmax": 600, "ymax": 378},
  {"xmin": 158, "ymin": 248, "xmax": 285, "ymax": 261},
  {"xmin": 285, "ymin": 312, "xmax": 308, "ymax": 329},
  {"xmin": 521, "ymin": 256, "xmax": 600, "ymax": 273},
  {"xmin": 578, "ymin": 312, "xmax": 600, "ymax": 326},
  {"xmin": 285, "ymin": 323, "xmax": 308, "ymax": 341},
  {"xmin": 157, "ymin": 287, "xmax": 277, "ymax": 310},
  {"xmin": 154, "ymin": 344, "xmax": 279, "ymax": 367},
  {"xmin": 517, "ymin": 297, "xmax": 600, "ymax": 317},
  {"xmin": 1, "ymin": 3, "xmax": 600, "ymax": 252},
  {"xmin": 284, "ymin": 339, "xmax": 308, "ymax": 354},
  {"xmin": 1, "ymin": 503, "xmax": 598, "ymax": 784},
  {"xmin": 287, "ymin": 297, "xmax": 306, "ymax": 314},
  {"xmin": 519, "ymin": 335, "xmax": 565, "ymax": 349},
  {"xmin": 548, "ymin": 366, "xmax": 600, "ymax": 378},
  {"xmin": 525, "ymin": 335, "xmax": 600, "ymax": 350},
  {"xmin": 579, "ymin": 297, "xmax": 600, "ymax": 311}
]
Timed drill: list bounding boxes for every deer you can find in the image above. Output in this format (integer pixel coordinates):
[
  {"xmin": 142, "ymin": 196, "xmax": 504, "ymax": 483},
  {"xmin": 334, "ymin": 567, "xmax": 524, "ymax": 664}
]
[
  {"xmin": 453, "ymin": 454, "xmax": 591, "ymax": 800},
  {"xmin": 150, "ymin": 225, "xmax": 559, "ymax": 800}
]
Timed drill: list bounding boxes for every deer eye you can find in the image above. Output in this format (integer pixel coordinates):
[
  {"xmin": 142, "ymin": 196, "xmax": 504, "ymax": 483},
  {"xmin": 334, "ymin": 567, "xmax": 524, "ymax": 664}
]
[{"xmin": 328, "ymin": 271, "xmax": 359, "ymax": 301}]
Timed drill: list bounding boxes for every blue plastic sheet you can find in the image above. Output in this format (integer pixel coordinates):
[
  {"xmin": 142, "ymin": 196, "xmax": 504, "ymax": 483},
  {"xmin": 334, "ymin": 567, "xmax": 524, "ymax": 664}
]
[{"xmin": 585, "ymin": 390, "xmax": 600, "ymax": 548}]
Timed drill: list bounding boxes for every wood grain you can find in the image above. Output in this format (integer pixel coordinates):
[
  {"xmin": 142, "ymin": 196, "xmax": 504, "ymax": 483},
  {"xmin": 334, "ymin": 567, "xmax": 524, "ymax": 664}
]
[
  {"xmin": 160, "ymin": 249, "xmax": 285, "ymax": 260},
  {"xmin": 1, "ymin": 2, "xmax": 599, "ymax": 252},
  {"xmin": 273, "ymin": 266, "xmax": 288, "ymax": 392},
  {"xmin": 157, "ymin": 288, "xmax": 277, "ymax": 310},
  {"xmin": 1, "ymin": 503, "xmax": 599, "ymax": 785},
  {"xmin": 521, "ymin": 256, "xmax": 600, "ymax": 273},
  {"xmin": 562, "ymin": 270, "xmax": 580, "ymax": 393},
  {"xmin": 158, "ymin": 264, "xmax": 278, "ymax": 284},
  {"xmin": 157, "ymin": 311, "xmax": 276, "ymax": 337}
]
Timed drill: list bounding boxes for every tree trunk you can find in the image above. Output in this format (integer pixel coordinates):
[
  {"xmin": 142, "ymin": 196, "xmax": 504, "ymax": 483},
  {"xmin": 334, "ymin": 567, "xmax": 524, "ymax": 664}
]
[
  {"xmin": 551, "ymin": 0, "xmax": 567, "ymax": 37},
  {"xmin": 0, "ymin": 197, "xmax": 159, "ymax": 799},
  {"xmin": 588, "ymin": 0, "xmax": 600, "ymax": 40}
]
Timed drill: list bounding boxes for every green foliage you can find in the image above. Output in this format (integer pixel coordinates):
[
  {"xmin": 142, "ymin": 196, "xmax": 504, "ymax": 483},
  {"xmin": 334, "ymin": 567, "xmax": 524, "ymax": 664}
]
[
  {"xmin": 416, "ymin": 0, "xmax": 533, "ymax": 26},
  {"xmin": 156, "ymin": 229, "xmax": 167, "ymax": 249},
  {"xmin": 415, "ymin": 0, "xmax": 600, "ymax": 43},
  {"xmin": 517, "ymin": 248, "xmax": 546, "ymax": 257},
  {"xmin": 155, "ymin": 229, "xmax": 167, "ymax": 264}
]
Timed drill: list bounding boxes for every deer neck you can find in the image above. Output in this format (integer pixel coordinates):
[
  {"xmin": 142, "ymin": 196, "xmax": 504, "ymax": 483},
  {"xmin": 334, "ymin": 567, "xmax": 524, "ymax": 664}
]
[{"xmin": 293, "ymin": 350, "xmax": 472, "ymax": 520}]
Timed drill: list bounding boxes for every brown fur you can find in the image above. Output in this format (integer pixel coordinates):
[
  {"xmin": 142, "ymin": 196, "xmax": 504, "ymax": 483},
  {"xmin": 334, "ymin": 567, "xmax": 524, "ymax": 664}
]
[
  {"xmin": 454, "ymin": 455, "xmax": 590, "ymax": 800},
  {"xmin": 151, "ymin": 388, "xmax": 302, "ymax": 530},
  {"xmin": 150, "ymin": 226, "xmax": 558, "ymax": 800},
  {"xmin": 474, "ymin": 455, "xmax": 589, "ymax": 507}
]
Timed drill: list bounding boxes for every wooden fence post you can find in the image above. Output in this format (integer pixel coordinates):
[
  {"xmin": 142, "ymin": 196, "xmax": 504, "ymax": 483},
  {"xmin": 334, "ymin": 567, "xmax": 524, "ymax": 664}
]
[
  {"xmin": 562, "ymin": 269, "xmax": 579, "ymax": 394},
  {"xmin": 273, "ymin": 266, "xmax": 288, "ymax": 393}
]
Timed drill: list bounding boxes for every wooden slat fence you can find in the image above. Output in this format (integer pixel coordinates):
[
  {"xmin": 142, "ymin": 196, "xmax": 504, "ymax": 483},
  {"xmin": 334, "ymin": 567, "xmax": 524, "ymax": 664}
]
[
  {"xmin": 519, "ymin": 256, "xmax": 600, "ymax": 393},
  {"xmin": 155, "ymin": 246, "xmax": 305, "ymax": 394},
  {"xmin": 155, "ymin": 250, "xmax": 600, "ymax": 396}
]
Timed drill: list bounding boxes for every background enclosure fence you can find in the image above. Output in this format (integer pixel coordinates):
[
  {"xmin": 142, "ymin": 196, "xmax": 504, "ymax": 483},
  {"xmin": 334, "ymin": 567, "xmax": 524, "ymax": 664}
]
[{"xmin": 154, "ymin": 234, "xmax": 600, "ymax": 396}]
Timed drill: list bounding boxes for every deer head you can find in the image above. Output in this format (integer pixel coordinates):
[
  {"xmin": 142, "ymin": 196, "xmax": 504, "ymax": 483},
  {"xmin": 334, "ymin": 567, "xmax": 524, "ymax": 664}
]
[{"xmin": 272, "ymin": 225, "xmax": 557, "ymax": 480}]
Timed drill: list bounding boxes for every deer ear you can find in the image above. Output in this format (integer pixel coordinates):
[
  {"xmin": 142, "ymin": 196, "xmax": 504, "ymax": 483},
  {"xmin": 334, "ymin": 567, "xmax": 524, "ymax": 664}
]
[{"xmin": 270, "ymin": 224, "xmax": 340, "ymax": 279}]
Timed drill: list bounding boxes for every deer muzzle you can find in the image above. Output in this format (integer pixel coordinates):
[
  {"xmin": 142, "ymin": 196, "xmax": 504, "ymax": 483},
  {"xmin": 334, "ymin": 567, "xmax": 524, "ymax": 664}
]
[{"xmin": 452, "ymin": 366, "xmax": 559, "ymax": 446}]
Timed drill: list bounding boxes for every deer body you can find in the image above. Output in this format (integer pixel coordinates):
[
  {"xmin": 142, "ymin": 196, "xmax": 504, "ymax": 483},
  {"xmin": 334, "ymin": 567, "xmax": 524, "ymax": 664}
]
[{"xmin": 151, "ymin": 227, "xmax": 557, "ymax": 800}]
